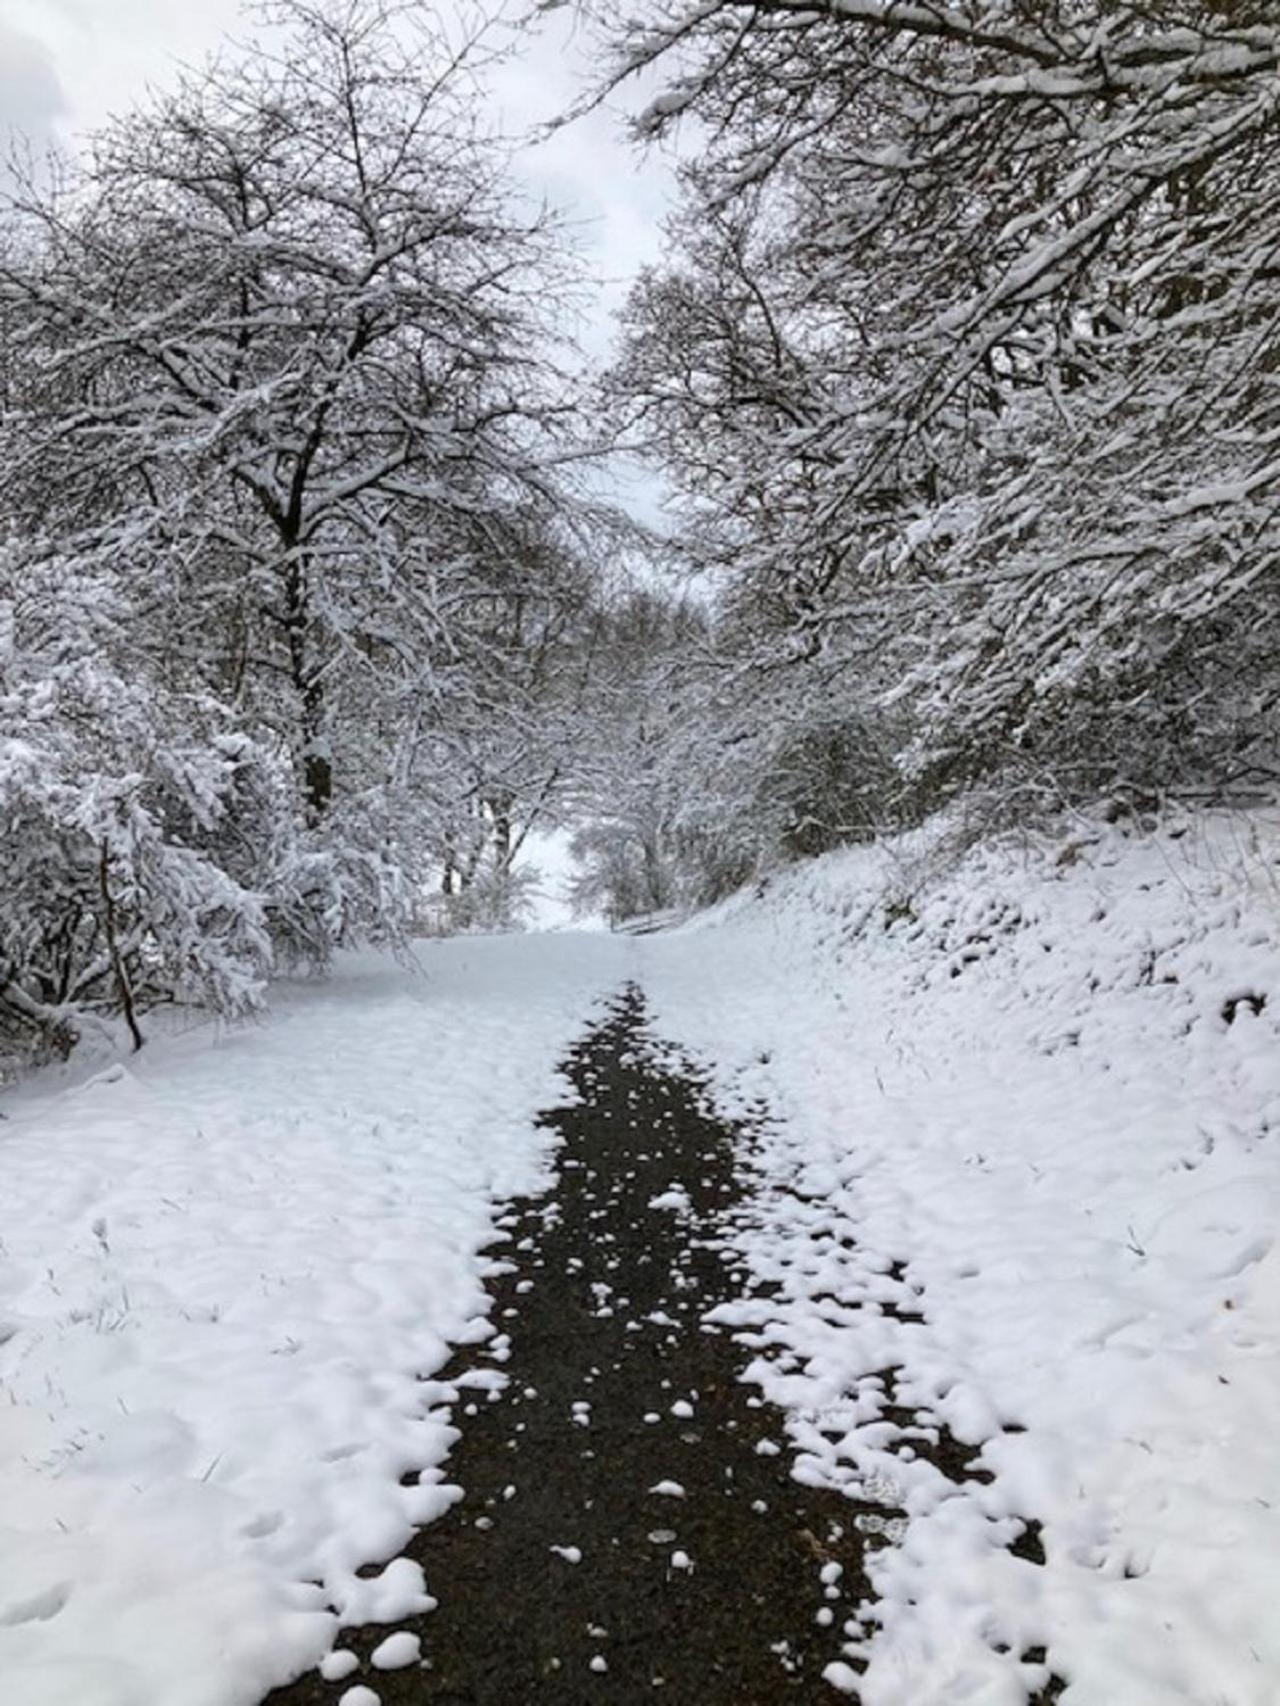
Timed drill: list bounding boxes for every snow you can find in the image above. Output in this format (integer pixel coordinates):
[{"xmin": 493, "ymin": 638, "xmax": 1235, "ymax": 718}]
[
  {"xmin": 368, "ymin": 1631, "xmax": 419, "ymax": 1670},
  {"xmin": 318, "ymin": 1650, "xmax": 359, "ymax": 1682},
  {"xmin": 822, "ymin": 1659, "xmax": 861, "ymax": 1695},
  {"xmin": 4, "ymin": 808, "xmax": 1280, "ymax": 1704},
  {"xmin": 648, "ymin": 1185, "xmax": 692, "ymax": 1213},
  {"xmin": 515, "ymin": 827, "xmax": 599, "ymax": 932},
  {"xmin": 0, "ymin": 934, "xmax": 621, "ymax": 1706},
  {"xmin": 637, "ymin": 810, "xmax": 1280, "ymax": 1704},
  {"xmin": 336, "ymin": 1688, "xmax": 380, "ymax": 1706}
]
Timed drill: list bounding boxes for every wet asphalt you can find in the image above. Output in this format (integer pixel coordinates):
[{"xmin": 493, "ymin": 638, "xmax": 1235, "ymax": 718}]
[
  {"xmin": 263, "ymin": 985, "xmax": 1062, "ymax": 1705},
  {"xmin": 263, "ymin": 986, "xmax": 878, "ymax": 1704}
]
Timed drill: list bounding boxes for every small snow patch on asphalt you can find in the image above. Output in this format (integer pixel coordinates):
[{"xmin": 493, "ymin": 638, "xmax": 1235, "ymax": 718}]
[{"xmin": 369, "ymin": 1631, "xmax": 420, "ymax": 1670}]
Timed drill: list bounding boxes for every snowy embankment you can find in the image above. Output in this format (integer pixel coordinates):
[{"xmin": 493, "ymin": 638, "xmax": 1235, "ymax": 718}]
[
  {"xmin": 639, "ymin": 812, "xmax": 1280, "ymax": 1705},
  {"xmin": 0, "ymin": 936, "xmax": 622, "ymax": 1706}
]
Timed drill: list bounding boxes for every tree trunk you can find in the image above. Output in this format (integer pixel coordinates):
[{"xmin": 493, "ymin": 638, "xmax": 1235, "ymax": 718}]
[
  {"xmin": 99, "ymin": 840, "xmax": 144, "ymax": 1052},
  {"xmin": 490, "ymin": 795, "xmax": 514, "ymax": 873},
  {"xmin": 642, "ymin": 834, "xmax": 666, "ymax": 912},
  {"xmin": 283, "ymin": 554, "xmax": 332, "ymax": 822}
]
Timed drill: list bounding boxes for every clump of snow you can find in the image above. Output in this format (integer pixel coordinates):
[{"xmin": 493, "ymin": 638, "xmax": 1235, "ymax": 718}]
[
  {"xmin": 0, "ymin": 935, "xmax": 622, "ymax": 1704},
  {"xmin": 638, "ymin": 809, "xmax": 1280, "ymax": 1704},
  {"xmin": 648, "ymin": 1185, "xmax": 692, "ymax": 1213},
  {"xmin": 369, "ymin": 1631, "xmax": 419, "ymax": 1670},
  {"xmin": 319, "ymin": 1649, "xmax": 360, "ymax": 1682},
  {"xmin": 822, "ymin": 1659, "xmax": 861, "ymax": 1695}
]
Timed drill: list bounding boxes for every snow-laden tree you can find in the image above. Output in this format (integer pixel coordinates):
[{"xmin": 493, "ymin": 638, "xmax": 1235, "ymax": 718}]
[
  {"xmin": 0, "ymin": 0, "xmax": 607, "ymax": 1063},
  {"xmin": 0, "ymin": 548, "xmax": 278, "ymax": 1062},
  {"xmin": 0, "ymin": 0, "xmax": 590, "ymax": 832},
  {"xmin": 565, "ymin": 589, "xmax": 704, "ymax": 923},
  {"xmin": 596, "ymin": 1, "xmax": 1280, "ymax": 816},
  {"xmin": 414, "ymin": 520, "xmax": 607, "ymax": 929},
  {"xmin": 561, "ymin": 574, "xmax": 905, "ymax": 916}
]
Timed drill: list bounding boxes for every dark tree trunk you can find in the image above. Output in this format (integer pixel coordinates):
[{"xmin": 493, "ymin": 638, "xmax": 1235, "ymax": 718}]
[
  {"xmin": 282, "ymin": 553, "xmax": 331, "ymax": 822},
  {"xmin": 99, "ymin": 840, "xmax": 144, "ymax": 1052},
  {"xmin": 642, "ymin": 834, "xmax": 666, "ymax": 912},
  {"xmin": 491, "ymin": 800, "xmax": 513, "ymax": 872}
]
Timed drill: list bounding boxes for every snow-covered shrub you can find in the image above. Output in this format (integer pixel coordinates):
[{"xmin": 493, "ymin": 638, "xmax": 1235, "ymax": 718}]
[
  {"xmin": 0, "ymin": 530, "xmax": 432, "ymax": 1070},
  {"xmin": 0, "ymin": 647, "xmax": 273, "ymax": 1064},
  {"xmin": 569, "ymin": 820, "xmax": 671, "ymax": 925},
  {"xmin": 262, "ymin": 817, "xmax": 412, "ymax": 972},
  {"xmin": 438, "ymin": 861, "xmax": 540, "ymax": 934}
]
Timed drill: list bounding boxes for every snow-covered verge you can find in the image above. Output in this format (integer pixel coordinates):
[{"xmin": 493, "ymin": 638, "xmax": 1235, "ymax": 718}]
[
  {"xmin": 0, "ymin": 935, "xmax": 623, "ymax": 1706},
  {"xmin": 639, "ymin": 810, "xmax": 1280, "ymax": 1705}
]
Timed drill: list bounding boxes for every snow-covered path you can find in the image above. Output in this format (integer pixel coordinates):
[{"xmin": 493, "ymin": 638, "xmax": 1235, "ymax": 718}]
[
  {"xmin": 265, "ymin": 985, "xmax": 912, "ymax": 1705},
  {"xmin": 3, "ymin": 819, "xmax": 1280, "ymax": 1706},
  {"xmin": 0, "ymin": 936, "xmax": 627, "ymax": 1706}
]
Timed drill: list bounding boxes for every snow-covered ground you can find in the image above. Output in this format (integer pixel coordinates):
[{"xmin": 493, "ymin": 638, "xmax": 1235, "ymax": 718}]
[
  {"xmin": 0, "ymin": 936, "xmax": 622, "ymax": 1706},
  {"xmin": 639, "ymin": 810, "xmax": 1280, "ymax": 1704},
  {"xmin": 3, "ymin": 810, "xmax": 1279, "ymax": 1706}
]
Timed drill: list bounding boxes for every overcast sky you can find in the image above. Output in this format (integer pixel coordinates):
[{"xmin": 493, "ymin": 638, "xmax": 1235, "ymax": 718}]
[{"xmin": 0, "ymin": 0, "xmax": 674, "ymax": 365}]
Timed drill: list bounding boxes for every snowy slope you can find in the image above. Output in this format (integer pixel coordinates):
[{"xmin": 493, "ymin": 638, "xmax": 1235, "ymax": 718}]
[
  {"xmin": 0, "ymin": 935, "xmax": 624, "ymax": 1706},
  {"xmin": 638, "ymin": 810, "xmax": 1280, "ymax": 1705}
]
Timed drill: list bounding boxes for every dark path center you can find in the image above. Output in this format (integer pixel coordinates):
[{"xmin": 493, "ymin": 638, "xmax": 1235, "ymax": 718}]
[{"xmin": 265, "ymin": 985, "xmax": 875, "ymax": 1704}]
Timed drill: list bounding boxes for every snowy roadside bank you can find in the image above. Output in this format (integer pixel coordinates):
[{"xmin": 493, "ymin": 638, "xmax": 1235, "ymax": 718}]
[
  {"xmin": 639, "ymin": 811, "xmax": 1280, "ymax": 1705},
  {"xmin": 0, "ymin": 935, "xmax": 625, "ymax": 1706}
]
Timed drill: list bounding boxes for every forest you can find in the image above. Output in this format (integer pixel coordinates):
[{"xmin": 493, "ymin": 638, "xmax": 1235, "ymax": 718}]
[{"xmin": 3, "ymin": 0, "xmax": 1277, "ymax": 1065}]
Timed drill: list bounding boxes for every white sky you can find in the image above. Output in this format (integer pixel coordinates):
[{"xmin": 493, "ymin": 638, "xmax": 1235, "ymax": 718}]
[{"xmin": 0, "ymin": 0, "xmax": 673, "ymax": 368}]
